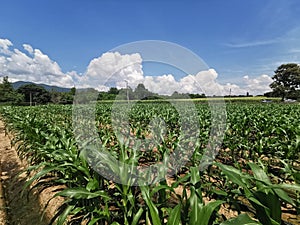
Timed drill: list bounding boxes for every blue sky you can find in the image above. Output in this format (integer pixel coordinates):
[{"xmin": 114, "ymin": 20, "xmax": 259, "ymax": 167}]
[{"xmin": 1, "ymin": 0, "xmax": 300, "ymax": 95}]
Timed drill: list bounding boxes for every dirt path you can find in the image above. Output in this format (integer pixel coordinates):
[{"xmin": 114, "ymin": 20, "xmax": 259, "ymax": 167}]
[
  {"xmin": 0, "ymin": 120, "xmax": 49, "ymax": 225},
  {"xmin": 0, "ymin": 154, "xmax": 6, "ymax": 225}
]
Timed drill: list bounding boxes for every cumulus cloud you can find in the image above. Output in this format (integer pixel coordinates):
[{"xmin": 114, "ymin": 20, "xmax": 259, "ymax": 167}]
[
  {"xmin": 214, "ymin": 75, "xmax": 273, "ymax": 96},
  {"xmin": 0, "ymin": 38, "xmax": 77, "ymax": 87},
  {"xmin": 80, "ymin": 50, "xmax": 227, "ymax": 96},
  {"xmin": 144, "ymin": 74, "xmax": 180, "ymax": 95},
  {"xmin": 82, "ymin": 52, "xmax": 225, "ymax": 96},
  {"xmin": 220, "ymin": 83, "xmax": 247, "ymax": 96},
  {"xmin": 243, "ymin": 74, "xmax": 273, "ymax": 95},
  {"xmin": 0, "ymin": 39, "xmax": 13, "ymax": 55},
  {"xmin": 188, "ymin": 69, "xmax": 223, "ymax": 96},
  {"xmin": 84, "ymin": 52, "xmax": 144, "ymax": 90},
  {"xmin": 23, "ymin": 44, "xmax": 34, "ymax": 55},
  {"xmin": 144, "ymin": 69, "xmax": 223, "ymax": 96},
  {"xmin": 0, "ymin": 38, "xmax": 273, "ymax": 96}
]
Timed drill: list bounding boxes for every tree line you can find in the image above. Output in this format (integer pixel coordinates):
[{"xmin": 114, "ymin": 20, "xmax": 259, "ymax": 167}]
[
  {"xmin": 0, "ymin": 79, "xmax": 205, "ymax": 105},
  {"xmin": 0, "ymin": 76, "xmax": 75, "ymax": 105}
]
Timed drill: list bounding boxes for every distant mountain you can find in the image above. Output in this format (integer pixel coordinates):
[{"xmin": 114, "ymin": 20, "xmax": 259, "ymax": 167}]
[{"xmin": 12, "ymin": 81, "xmax": 71, "ymax": 93}]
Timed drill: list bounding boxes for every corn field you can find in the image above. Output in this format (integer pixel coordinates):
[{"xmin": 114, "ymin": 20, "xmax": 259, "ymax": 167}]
[{"xmin": 0, "ymin": 101, "xmax": 300, "ymax": 225}]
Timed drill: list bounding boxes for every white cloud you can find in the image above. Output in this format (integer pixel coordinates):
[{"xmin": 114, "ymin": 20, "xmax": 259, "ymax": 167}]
[
  {"xmin": 23, "ymin": 44, "xmax": 34, "ymax": 55},
  {"xmin": 243, "ymin": 74, "xmax": 273, "ymax": 95},
  {"xmin": 221, "ymin": 83, "xmax": 246, "ymax": 96},
  {"xmin": 0, "ymin": 38, "xmax": 13, "ymax": 55},
  {"xmin": 81, "ymin": 52, "xmax": 225, "ymax": 96},
  {"xmin": 84, "ymin": 52, "xmax": 144, "ymax": 90},
  {"xmin": 216, "ymin": 75, "xmax": 273, "ymax": 96},
  {"xmin": 0, "ymin": 38, "xmax": 273, "ymax": 96},
  {"xmin": 79, "ymin": 51, "xmax": 273, "ymax": 96},
  {"xmin": 224, "ymin": 38, "xmax": 280, "ymax": 48},
  {"xmin": 0, "ymin": 38, "xmax": 77, "ymax": 87},
  {"xmin": 144, "ymin": 74, "xmax": 180, "ymax": 95},
  {"xmin": 190, "ymin": 69, "xmax": 223, "ymax": 96}
]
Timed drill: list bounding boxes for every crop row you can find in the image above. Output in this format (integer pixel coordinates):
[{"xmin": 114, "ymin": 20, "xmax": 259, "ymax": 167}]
[{"xmin": 0, "ymin": 102, "xmax": 299, "ymax": 225}]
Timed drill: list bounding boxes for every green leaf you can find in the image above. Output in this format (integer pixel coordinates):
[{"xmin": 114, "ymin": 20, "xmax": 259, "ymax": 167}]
[
  {"xmin": 258, "ymin": 183, "xmax": 297, "ymax": 205},
  {"xmin": 88, "ymin": 217, "xmax": 100, "ymax": 225},
  {"xmin": 190, "ymin": 167, "xmax": 200, "ymax": 185},
  {"xmin": 197, "ymin": 200, "xmax": 224, "ymax": 225},
  {"xmin": 211, "ymin": 188, "xmax": 228, "ymax": 196},
  {"xmin": 292, "ymin": 172, "xmax": 300, "ymax": 184},
  {"xmin": 253, "ymin": 190, "xmax": 281, "ymax": 224},
  {"xmin": 140, "ymin": 185, "xmax": 162, "ymax": 225},
  {"xmin": 189, "ymin": 187, "xmax": 201, "ymax": 225},
  {"xmin": 131, "ymin": 207, "xmax": 144, "ymax": 225},
  {"xmin": 216, "ymin": 162, "xmax": 249, "ymax": 189},
  {"xmin": 24, "ymin": 165, "xmax": 61, "ymax": 191},
  {"xmin": 86, "ymin": 178, "xmax": 99, "ymax": 192},
  {"xmin": 220, "ymin": 213, "xmax": 261, "ymax": 225},
  {"xmin": 167, "ymin": 203, "xmax": 181, "ymax": 225},
  {"xmin": 248, "ymin": 162, "xmax": 271, "ymax": 185},
  {"xmin": 56, "ymin": 187, "xmax": 110, "ymax": 200},
  {"xmin": 150, "ymin": 184, "xmax": 172, "ymax": 196},
  {"xmin": 56, "ymin": 204, "xmax": 75, "ymax": 225}
]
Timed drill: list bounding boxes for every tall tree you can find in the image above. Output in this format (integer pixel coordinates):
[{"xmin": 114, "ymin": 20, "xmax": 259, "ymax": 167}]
[
  {"xmin": 0, "ymin": 76, "xmax": 24, "ymax": 104},
  {"xmin": 17, "ymin": 84, "xmax": 51, "ymax": 105},
  {"xmin": 270, "ymin": 63, "xmax": 300, "ymax": 101},
  {"xmin": 108, "ymin": 87, "xmax": 119, "ymax": 95},
  {"xmin": 50, "ymin": 87, "xmax": 76, "ymax": 104},
  {"xmin": 70, "ymin": 87, "xmax": 76, "ymax": 96},
  {"xmin": 134, "ymin": 83, "xmax": 152, "ymax": 100}
]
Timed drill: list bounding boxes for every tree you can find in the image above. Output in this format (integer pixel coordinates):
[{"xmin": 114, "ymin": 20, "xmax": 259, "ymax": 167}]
[
  {"xmin": 75, "ymin": 88, "xmax": 99, "ymax": 103},
  {"xmin": 270, "ymin": 63, "xmax": 300, "ymax": 101},
  {"xmin": 50, "ymin": 87, "xmax": 76, "ymax": 104},
  {"xmin": 134, "ymin": 83, "xmax": 152, "ymax": 100},
  {"xmin": 50, "ymin": 90, "xmax": 61, "ymax": 104},
  {"xmin": 108, "ymin": 87, "xmax": 119, "ymax": 95},
  {"xmin": 0, "ymin": 76, "xmax": 24, "ymax": 104},
  {"xmin": 70, "ymin": 87, "xmax": 76, "ymax": 96},
  {"xmin": 17, "ymin": 84, "xmax": 51, "ymax": 104},
  {"xmin": 171, "ymin": 91, "xmax": 186, "ymax": 99}
]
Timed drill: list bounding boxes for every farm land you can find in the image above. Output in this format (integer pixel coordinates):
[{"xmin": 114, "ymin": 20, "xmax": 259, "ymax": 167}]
[{"xmin": 0, "ymin": 98, "xmax": 299, "ymax": 225}]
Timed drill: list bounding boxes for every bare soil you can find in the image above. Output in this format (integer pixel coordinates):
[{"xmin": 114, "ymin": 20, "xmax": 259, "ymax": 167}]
[{"xmin": 0, "ymin": 120, "xmax": 56, "ymax": 225}]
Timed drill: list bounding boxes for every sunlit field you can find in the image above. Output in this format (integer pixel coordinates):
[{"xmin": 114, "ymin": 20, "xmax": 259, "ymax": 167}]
[{"xmin": 0, "ymin": 100, "xmax": 299, "ymax": 225}]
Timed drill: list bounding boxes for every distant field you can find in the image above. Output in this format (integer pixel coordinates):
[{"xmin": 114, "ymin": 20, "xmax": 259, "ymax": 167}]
[
  {"xmin": 97, "ymin": 96, "xmax": 283, "ymax": 103},
  {"xmin": 194, "ymin": 96, "xmax": 288, "ymax": 102}
]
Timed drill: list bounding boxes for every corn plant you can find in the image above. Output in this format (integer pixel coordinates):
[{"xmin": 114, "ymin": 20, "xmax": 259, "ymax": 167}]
[
  {"xmin": 0, "ymin": 102, "xmax": 299, "ymax": 225},
  {"xmin": 217, "ymin": 161, "xmax": 300, "ymax": 225}
]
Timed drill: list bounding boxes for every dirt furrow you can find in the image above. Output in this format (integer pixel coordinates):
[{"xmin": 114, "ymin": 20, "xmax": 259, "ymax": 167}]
[{"xmin": 0, "ymin": 120, "xmax": 49, "ymax": 225}]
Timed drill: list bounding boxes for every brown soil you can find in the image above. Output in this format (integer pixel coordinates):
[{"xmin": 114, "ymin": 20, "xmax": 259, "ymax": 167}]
[
  {"xmin": 0, "ymin": 165, "xmax": 6, "ymax": 225},
  {"xmin": 0, "ymin": 120, "xmax": 62, "ymax": 225}
]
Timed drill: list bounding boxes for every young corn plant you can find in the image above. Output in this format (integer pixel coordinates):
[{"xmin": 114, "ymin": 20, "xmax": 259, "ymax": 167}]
[
  {"xmin": 217, "ymin": 161, "xmax": 300, "ymax": 225},
  {"xmin": 1, "ymin": 102, "xmax": 300, "ymax": 225}
]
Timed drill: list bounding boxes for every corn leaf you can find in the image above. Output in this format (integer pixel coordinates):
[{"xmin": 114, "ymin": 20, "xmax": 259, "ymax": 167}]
[
  {"xmin": 220, "ymin": 213, "xmax": 261, "ymax": 225},
  {"xmin": 167, "ymin": 203, "xmax": 181, "ymax": 225}
]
